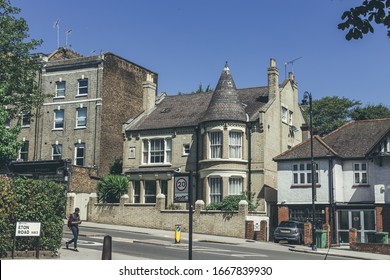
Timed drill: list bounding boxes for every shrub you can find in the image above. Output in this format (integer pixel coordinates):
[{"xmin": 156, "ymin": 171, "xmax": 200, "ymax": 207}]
[
  {"xmin": 0, "ymin": 177, "xmax": 66, "ymax": 257},
  {"xmin": 97, "ymin": 175, "xmax": 129, "ymax": 203},
  {"xmin": 205, "ymin": 192, "xmax": 258, "ymax": 211}
]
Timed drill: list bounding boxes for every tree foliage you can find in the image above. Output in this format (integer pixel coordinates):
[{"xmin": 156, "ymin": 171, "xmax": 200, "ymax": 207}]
[
  {"xmin": 350, "ymin": 104, "xmax": 390, "ymax": 120},
  {"xmin": 109, "ymin": 157, "xmax": 123, "ymax": 175},
  {"xmin": 0, "ymin": 177, "xmax": 66, "ymax": 257},
  {"xmin": 338, "ymin": 0, "xmax": 390, "ymax": 40},
  {"xmin": 303, "ymin": 96, "xmax": 361, "ymax": 136},
  {"xmin": 304, "ymin": 96, "xmax": 390, "ymax": 136},
  {"xmin": 97, "ymin": 175, "xmax": 129, "ymax": 203},
  {"xmin": 0, "ymin": 0, "xmax": 44, "ymax": 167}
]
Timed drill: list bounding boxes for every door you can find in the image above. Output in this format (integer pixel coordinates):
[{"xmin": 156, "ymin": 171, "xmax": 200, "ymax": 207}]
[
  {"xmin": 75, "ymin": 193, "xmax": 89, "ymax": 220},
  {"xmin": 337, "ymin": 209, "xmax": 376, "ymax": 243}
]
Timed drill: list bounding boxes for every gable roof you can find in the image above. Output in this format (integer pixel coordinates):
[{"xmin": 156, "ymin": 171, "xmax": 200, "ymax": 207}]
[{"xmin": 274, "ymin": 118, "xmax": 390, "ymax": 161}]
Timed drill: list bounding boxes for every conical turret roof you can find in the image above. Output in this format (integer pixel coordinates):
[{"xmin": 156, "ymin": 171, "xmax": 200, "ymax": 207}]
[{"xmin": 202, "ymin": 63, "xmax": 247, "ymax": 123}]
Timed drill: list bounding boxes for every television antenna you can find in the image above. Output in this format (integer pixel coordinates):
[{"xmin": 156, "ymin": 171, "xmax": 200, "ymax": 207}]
[
  {"xmin": 284, "ymin": 57, "xmax": 302, "ymax": 79},
  {"xmin": 53, "ymin": 18, "xmax": 60, "ymax": 48},
  {"xmin": 65, "ymin": 29, "xmax": 72, "ymax": 48}
]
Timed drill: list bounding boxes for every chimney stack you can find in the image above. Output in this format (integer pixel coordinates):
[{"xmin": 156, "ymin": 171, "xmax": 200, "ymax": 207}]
[
  {"xmin": 142, "ymin": 73, "xmax": 156, "ymax": 113},
  {"xmin": 267, "ymin": 58, "xmax": 279, "ymax": 96}
]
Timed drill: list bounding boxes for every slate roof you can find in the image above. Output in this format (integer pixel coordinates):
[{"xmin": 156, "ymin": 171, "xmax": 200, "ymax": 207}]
[
  {"xmin": 274, "ymin": 119, "xmax": 390, "ymax": 161},
  {"xmin": 125, "ymin": 65, "xmax": 272, "ymax": 132},
  {"xmin": 202, "ymin": 63, "xmax": 247, "ymax": 122}
]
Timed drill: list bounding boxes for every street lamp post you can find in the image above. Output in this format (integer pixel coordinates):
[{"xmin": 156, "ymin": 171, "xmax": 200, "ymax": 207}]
[{"xmin": 302, "ymin": 91, "xmax": 317, "ymax": 251}]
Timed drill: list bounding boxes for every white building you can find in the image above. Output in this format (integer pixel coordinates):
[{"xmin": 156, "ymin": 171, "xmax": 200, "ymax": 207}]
[{"xmin": 274, "ymin": 119, "xmax": 390, "ymax": 244}]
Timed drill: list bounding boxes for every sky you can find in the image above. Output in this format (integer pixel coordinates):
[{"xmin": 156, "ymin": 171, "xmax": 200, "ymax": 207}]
[{"xmin": 14, "ymin": 0, "xmax": 390, "ymax": 106}]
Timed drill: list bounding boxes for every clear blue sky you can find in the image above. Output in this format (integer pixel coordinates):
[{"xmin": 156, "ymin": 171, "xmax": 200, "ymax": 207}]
[{"xmin": 15, "ymin": 0, "xmax": 390, "ymax": 106}]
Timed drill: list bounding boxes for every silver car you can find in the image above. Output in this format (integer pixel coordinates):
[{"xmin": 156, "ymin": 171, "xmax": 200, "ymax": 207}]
[{"xmin": 274, "ymin": 221, "xmax": 304, "ymax": 244}]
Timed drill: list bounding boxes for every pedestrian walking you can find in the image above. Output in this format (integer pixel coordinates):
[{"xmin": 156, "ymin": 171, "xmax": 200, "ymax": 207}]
[{"xmin": 66, "ymin": 207, "xmax": 82, "ymax": 251}]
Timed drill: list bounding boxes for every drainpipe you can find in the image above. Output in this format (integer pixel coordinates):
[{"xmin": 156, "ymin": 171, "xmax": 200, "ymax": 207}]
[
  {"xmin": 195, "ymin": 125, "xmax": 200, "ymax": 200},
  {"xmin": 247, "ymin": 123, "xmax": 252, "ymax": 200},
  {"xmin": 328, "ymin": 158, "xmax": 337, "ymax": 244}
]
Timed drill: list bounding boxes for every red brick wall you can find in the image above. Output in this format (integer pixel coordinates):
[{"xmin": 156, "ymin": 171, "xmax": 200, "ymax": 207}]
[
  {"xmin": 277, "ymin": 206, "xmax": 289, "ymax": 224},
  {"xmin": 350, "ymin": 242, "xmax": 390, "ymax": 255},
  {"xmin": 376, "ymin": 206, "xmax": 384, "ymax": 232}
]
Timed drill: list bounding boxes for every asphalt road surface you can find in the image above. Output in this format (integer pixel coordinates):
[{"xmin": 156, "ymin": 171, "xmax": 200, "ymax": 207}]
[{"xmin": 63, "ymin": 225, "xmax": 353, "ymax": 260}]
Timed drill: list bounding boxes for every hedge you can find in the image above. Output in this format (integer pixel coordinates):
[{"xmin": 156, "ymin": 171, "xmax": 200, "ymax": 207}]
[{"xmin": 0, "ymin": 177, "xmax": 66, "ymax": 258}]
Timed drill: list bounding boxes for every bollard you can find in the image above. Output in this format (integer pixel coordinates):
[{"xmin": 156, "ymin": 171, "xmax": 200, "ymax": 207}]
[
  {"xmin": 101, "ymin": 235, "xmax": 112, "ymax": 260},
  {"xmin": 175, "ymin": 224, "xmax": 181, "ymax": 244}
]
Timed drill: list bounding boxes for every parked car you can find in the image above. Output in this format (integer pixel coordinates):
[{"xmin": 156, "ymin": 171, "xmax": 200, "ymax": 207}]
[{"xmin": 274, "ymin": 220, "xmax": 304, "ymax": 244}]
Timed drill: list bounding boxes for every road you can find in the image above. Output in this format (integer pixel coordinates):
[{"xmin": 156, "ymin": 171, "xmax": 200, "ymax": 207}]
[{"xmin": 63, "ymin": 225, "xmax": 353, "ymax": 260}]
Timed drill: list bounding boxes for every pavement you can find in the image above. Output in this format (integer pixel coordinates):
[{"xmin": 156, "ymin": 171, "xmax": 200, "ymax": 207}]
[{"xmin": 55, "ymin": 221, "xmax": 390, "ymax": 260}]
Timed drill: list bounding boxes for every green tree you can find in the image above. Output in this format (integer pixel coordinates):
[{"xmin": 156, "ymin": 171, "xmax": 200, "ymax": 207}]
[
  {"xmin": 305, "ymin": 96, "xmax": 361, "ymax": 136},
  {"xmin": 0, "ymin": 101, "xmax": 21, "ymax": 168},
  {"xmin": 97, "ymin": 175, "xmax": 129, "ymax": 203},
  {"xmin": 0, "ymin": 0, "xmax": 43, "ymax": 168},
  {"xmin": 350, "ymin": 104, "xmax": 390, "ymax": 120},
  {"xmin": 109, "ymin": 157, "xmax": 123, "ymax": 175},
  {"xmin": 338, "ymin": 0, "xmax": 390, "ymax": 40}
]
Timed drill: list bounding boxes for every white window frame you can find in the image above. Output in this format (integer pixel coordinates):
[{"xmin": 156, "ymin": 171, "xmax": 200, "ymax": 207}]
[
  {"xmin": 229, "ymin": 131, "xmax": 242, "ymax": 159},
  {"xmin": 18, "ymin": 141, "xmax": 29, "ymax": 161},
  {"xmin": 228, "ymin": 177, "xmax": 242, "ymax": 195},
  {"xmin": 55, "ymin": 81, "xmax": 66, "ymax": 98},
  {"xmin": 21, "ymin": 112, "xmax": 31, "ymax": 127},
  {"xmin": 54, "ymin": 109, "xmax": 64, "ymax": 129},
  {"xmin": 76, "ymin": 108, "xmax": 87, "ymax": 128},
  {"xmin": 77, "ymin": 78, "xmax": 88, "ymax": 96},
  {"xmin": 281, "ymin": 106, "xmax": 288, "ymax": 123},
  {"xmin": 74, "ymin": 143, "xmax": 85, "ymax": 166},
  {"xmin": 52, "ymin": 144, "xmax": 62, "ymax": 160},
  {"xmin": 289, "ymin": 110, "xmax": 293, "ymax": 125},
  {"xmin": 183, "ymin": 144, "xmax": 190, "ymax": 156},
  {"xmin": 209, "ymin": 177, "xmax": 222, "ymax": 203},
  {"xmin": 210, "ymin": 131, "xmax": 222, "ymax": 159},
  {"xmin": 292, "ymin": 162, "xmax": 319, "ymax": 185},
  {"xmin": 353, "ymin": 162, "xmax": 368, "ymax": 185},
  {"xmin": 142, "ymin": 138, "xmax": 172, "ymax": 165}
]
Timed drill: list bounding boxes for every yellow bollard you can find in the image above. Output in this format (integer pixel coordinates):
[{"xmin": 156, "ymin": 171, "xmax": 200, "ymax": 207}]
[{"xmin": 175, "ymin": 224, "xmax": 181, "ymax": 244}]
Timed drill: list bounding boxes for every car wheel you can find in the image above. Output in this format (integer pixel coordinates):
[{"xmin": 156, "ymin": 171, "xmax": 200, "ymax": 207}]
[{"xmin": 274, "ymin": 239, "xmax": 279, "ymax": 243}]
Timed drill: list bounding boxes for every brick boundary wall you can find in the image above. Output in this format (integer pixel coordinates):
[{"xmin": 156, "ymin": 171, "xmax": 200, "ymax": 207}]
[
  {"xmin": 75, "ymin": 193, "xmax": 267, "ymax": 239},
  {"xmin": 350, "ymin": 243, "xmax": 390, "ymax": 255}
]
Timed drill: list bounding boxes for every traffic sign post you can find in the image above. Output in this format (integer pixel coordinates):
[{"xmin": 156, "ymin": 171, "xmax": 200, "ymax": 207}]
[{"xmin": 173, "ymin": 172, "xmax": 193, "ymax": 260}]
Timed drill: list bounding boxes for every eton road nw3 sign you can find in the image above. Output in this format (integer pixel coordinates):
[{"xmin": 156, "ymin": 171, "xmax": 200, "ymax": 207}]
[{"xmin": 15, "ymin": 221, "xmax": 41, "ymax": 237}]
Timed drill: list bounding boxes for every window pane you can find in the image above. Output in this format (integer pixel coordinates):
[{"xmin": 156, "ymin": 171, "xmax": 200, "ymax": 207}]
[
  {"xmin": 299, "ymin": 164, "xmax": 305, "ymax": 170},
  {"xmin": 77, "ymin": 108, "xmax": 87, "ymax": 127},
  {"xmin": 78, "ymin": 79, "xmax": 88, "ymax": 95},
  {"xmin": 355, "ymin": 173, "xmax": 360, "ymax": 184},
  {"xmin": 209, "ymin": 177, "xmax": 222, "ymax": 203},
  {"xmin": 338, "ymin": 211, "xmax": 349, "ymax": 230},
  {"xmin": 300, "ymin": 173, "xmax": 305, "ymax": 184},
  {"xmin": 210, "ymin": 131, "xmax": 222, "ymax": 158},
  {"xmin": 52, "ymin": 144, "xmax": 62, "ymax": 160},
  {"xmin": 56, "ymin": 81, "xmax": 65, "ymax": 97},
  {"xmin": 361, "ymin": 163, "xmax": 367, "ymax": 171},
  {"xmin": 55, "ymin": 110, "xmax": 64, "ymax": 128},
  {"xmin": 362, "ymin": 173, "xmax": 367, "ymax": 184},
  {"xmin": 354, "ymin": 164, "xmax": 360, "ymax": 171},
  {"xmin": 228, "ymin": 177, "xmax": 242, "ymax": 195},
  {"xmin": 293, "ymin": 173, "xmax": 298, "ymax": 184},
  {"xmin": 293, "ymin": 164, "xmax": 298, "ymax": 171},
  {"xmin": 229, "ymin": 131, "xmax": 242, "ymax": 159},
  {"xmin": 133, "ymin": 181, "xmax": 140, "ymax": 203},
  {"xmin": 364, "ymin": 210, "xmax": 375, "ymax": 230},
  {"xmin": 145, "ymin": 181, "xmax": 156, "ymax": 203}
]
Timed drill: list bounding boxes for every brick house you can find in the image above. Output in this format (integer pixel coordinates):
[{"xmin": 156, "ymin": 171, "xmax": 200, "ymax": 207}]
[
  {"xmin": 273, "ymin": 119, "xmax": 390, "ymax": 244},
  {"xmin": 14, "ymin": 47, "xmax": 157, "ymax": 181},
  {"xmin": 122, "ymin": 59, "xmax": 305, "ymax": 227}
]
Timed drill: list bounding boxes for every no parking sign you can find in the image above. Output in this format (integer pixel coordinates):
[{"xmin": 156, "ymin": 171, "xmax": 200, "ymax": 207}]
[{"xmin": 174, "ymin": 175, "xmax": 189, "ymax": 202}]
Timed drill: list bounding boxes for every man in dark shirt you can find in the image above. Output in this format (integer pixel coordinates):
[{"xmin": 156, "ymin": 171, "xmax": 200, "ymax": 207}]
[{"xmin": 66, "ymin": 207, "xmax": 82, "ymax": 251}]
